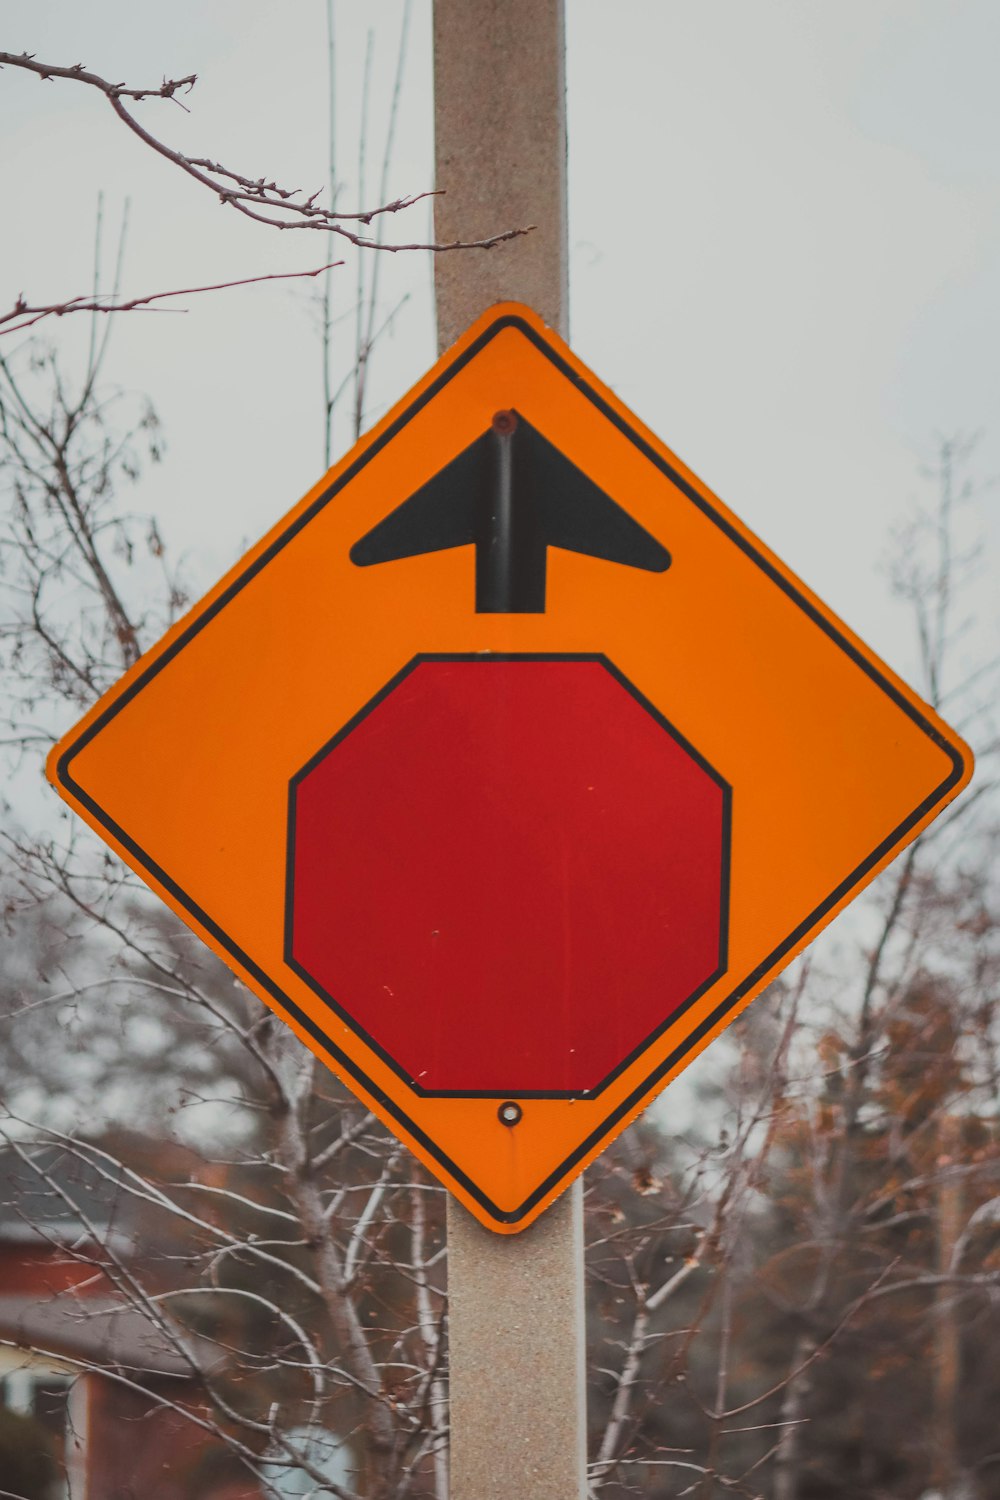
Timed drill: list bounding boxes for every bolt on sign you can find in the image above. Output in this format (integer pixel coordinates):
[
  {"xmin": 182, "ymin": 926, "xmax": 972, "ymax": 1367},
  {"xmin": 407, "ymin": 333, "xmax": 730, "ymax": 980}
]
[{"xmin": 48, "ymin": 304, "xmax": 973, "ymax": 1233}]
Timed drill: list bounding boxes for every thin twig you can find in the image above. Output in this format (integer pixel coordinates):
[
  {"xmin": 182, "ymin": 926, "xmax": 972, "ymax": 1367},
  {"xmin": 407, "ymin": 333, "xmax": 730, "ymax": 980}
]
[{"xmin": 1, "ymin": 262, "xmax": 345, "ymax": 336}]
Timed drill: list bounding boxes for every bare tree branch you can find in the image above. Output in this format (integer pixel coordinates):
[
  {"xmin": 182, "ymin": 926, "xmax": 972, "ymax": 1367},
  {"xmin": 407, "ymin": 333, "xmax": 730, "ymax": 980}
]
[
  {"xmin": 0, "ymin": 50, "xmax": 533, "ymax": 254},
  {"xmin": 0, "ymin": 262, "xmax": 345, "ymax": 337}
]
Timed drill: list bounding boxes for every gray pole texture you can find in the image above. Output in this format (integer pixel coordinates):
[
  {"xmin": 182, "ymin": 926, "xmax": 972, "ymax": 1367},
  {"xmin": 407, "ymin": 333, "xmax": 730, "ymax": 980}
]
[
  {"xmin": 433, "ymin": 3, "xmax": 587, "ymax": 1498},
  {"xmin": 434, "ymin": 0, "xmax": 568, "ymax": 345}
]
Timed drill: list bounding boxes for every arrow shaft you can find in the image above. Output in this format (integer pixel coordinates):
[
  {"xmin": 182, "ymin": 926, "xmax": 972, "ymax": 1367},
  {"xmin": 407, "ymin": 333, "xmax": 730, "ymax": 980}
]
[
  {"xmin": 477, "ymin": 417, "xmax": 548, "ymax": 613},
  {"xmin": 488, "ymin": 423, "xmax": 516, "ymax": 610}
]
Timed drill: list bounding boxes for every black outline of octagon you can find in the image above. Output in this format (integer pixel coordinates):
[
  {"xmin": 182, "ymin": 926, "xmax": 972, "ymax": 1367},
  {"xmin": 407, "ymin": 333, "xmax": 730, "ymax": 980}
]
[{"xmin": 284, "ymin": 651, "xmax": 733, "ymax": 1100}]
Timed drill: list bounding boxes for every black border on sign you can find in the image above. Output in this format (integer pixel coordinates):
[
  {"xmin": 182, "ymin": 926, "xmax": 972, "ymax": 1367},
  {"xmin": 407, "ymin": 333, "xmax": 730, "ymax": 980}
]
[
  {"xmin": 54, "ymin": 312, "xmax": 969, "ymax": 1227},
  {"xmin": 283, "ymin": 652, "xmax": 733, "ymax": 1100}
]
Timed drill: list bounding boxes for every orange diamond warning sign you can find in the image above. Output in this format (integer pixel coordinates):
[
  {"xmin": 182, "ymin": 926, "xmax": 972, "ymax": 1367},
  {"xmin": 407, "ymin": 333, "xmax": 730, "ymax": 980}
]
[{"xmin": 47, "ymin": 303, "xmax": 973, "ymax": 1232}]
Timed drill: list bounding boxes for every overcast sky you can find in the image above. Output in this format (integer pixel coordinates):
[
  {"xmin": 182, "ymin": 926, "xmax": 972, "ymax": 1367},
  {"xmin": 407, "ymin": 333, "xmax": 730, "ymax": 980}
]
[{"xmin": 2, "ymin": 0, "xmax": 997, "ymax": 732}]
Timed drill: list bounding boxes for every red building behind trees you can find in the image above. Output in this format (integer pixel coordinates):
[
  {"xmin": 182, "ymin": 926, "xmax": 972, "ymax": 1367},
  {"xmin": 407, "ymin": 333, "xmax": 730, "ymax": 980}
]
[{"xmin": 0, "ymin": 1142, "xmax": 260, "ymax": 1500}]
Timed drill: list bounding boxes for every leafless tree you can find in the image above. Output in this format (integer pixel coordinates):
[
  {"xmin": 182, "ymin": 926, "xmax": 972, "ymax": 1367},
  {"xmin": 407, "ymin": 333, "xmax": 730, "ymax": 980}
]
[{"xmin": 0, "ymin": 44, "xmax": 529, "ymax": 343}]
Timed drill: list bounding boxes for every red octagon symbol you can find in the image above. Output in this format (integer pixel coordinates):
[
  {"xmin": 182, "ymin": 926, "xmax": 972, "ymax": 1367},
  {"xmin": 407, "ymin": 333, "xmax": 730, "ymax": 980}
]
[{"xmin": 286, "ymin": 655, "xmax": 730, "ymax": 1098}]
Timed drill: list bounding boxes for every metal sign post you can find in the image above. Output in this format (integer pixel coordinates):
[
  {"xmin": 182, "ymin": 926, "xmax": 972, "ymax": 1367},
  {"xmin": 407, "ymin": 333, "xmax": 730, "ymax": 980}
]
[{"xmin": 433, "ymin": 3, "xmax": 587, "ymax": 1496}]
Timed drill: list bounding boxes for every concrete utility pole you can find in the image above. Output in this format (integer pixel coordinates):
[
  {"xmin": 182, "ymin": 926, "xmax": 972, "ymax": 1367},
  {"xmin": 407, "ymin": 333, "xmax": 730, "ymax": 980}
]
[
  {"xmin": 432, "ymin": 3, "xmax": 587, "ymax": 1498},
  {"xmin": 434, "ymin": 0, "xmax": 568, "ymax": 345}
]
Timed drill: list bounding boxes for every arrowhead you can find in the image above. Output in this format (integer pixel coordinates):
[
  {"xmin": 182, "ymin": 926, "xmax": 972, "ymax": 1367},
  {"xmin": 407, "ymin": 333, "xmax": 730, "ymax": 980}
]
[{"xmin": 350, "ymin": 410, "xmax": 670, "ymax": 612}]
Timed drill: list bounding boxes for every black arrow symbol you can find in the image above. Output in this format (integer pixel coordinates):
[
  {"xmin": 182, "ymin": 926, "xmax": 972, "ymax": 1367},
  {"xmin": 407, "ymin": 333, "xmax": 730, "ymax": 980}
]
[{"xmin": 350, "ymin": 410, "xmax": 671, "ymax": 613}]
